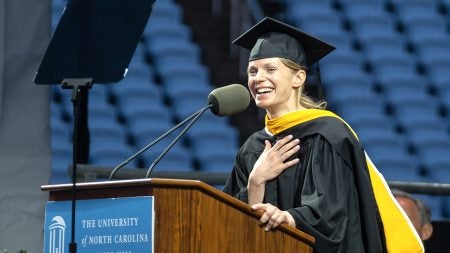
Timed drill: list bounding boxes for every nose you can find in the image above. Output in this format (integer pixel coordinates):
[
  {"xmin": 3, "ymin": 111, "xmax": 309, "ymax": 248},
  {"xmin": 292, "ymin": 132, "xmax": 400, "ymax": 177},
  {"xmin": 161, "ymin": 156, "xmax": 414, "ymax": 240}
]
[{"xmin": 253, "ymin": 69, "xmax": 266, "ymax": 82}]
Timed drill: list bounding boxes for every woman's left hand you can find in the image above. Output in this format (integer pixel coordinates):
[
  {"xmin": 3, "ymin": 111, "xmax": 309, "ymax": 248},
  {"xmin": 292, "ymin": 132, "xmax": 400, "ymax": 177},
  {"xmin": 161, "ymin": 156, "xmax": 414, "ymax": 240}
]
[{"xmin": 251, "ymin": 203, "xmax": 296, "ymax": 231}]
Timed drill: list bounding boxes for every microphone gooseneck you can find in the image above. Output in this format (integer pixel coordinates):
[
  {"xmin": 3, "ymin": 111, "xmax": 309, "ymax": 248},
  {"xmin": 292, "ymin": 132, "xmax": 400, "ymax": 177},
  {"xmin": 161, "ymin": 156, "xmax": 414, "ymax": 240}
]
[
  {"xmin": 108, "ymin": 84, "xmax": 250, "ymax": 180},
  {"xmin": 108, "ymin": 107, "xmax": 206, "ymax": 180},
  {"xmin": 145, "ymin": 105, "xmax": 212, "ymax": 178}
]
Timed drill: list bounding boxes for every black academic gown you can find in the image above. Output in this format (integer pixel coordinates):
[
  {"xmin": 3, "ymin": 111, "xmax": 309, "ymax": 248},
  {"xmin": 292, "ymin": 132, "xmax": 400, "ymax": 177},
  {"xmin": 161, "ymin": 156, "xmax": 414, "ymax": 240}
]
[{"xmin": 223, "ymin": 116, "xmax": 387, "ymax": 253}]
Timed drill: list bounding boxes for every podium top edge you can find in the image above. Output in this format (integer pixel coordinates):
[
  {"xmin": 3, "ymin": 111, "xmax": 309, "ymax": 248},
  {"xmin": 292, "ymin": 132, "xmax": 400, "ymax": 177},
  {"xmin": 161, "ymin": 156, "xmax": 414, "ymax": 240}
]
[{"xmin": 40, "ymin": 178, "xmax": 202, "ymax": 191}]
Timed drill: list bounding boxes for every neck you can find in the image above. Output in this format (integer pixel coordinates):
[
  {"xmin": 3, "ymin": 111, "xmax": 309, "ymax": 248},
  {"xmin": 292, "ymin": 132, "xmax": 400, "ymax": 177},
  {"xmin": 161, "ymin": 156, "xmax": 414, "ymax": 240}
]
[{"xmin": 267, "ymin": 105, "xmax": 306, "ymax": 119}]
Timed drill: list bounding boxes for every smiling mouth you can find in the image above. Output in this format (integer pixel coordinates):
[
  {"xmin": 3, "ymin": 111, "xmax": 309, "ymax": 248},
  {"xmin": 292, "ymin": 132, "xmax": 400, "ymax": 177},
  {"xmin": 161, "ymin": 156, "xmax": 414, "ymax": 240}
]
[{"xmin": 256, "ymin": 87, "xmax": 274, "ymax": 94}]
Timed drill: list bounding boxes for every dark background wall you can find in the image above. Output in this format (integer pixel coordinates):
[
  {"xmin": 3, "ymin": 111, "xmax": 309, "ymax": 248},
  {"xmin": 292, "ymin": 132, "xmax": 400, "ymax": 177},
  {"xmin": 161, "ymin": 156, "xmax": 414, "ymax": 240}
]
[{"xmin": 0, "ymin": 0, "xmax": 52, "ymax": 251}]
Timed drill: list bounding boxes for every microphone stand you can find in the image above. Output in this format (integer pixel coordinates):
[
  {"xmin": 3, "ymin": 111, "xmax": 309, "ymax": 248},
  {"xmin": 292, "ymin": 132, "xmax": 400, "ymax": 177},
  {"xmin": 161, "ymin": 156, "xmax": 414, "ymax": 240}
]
[
  {"xmin": 145, "ymin": 105, "xmax": 212, "ymax": 178},
  {"xmin": 108, "ymin": 106, "xmax": 210, "ymax": 180},
  {"xmin": 65, "ymin": 78, "xmax": 93, "ymax": 253}
]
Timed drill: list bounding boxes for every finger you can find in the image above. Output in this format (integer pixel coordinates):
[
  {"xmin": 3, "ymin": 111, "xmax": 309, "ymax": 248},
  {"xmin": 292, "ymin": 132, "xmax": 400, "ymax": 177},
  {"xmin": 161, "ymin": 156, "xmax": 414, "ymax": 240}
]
[
  {"xmin": 259, "ymin": 212, "xmax": 270, "ymax": 225},
  {"xmin": 264, "ymin": 139, "xmax": 272, "ymax": 149},
  {"xmin": 284, "ymin": 158, "xmax": 300, "ymax": 167},
  {"xmin": 280, "ymin": 144, "xmax": 300, "ymax": 160},
  {"xmin": 266, "ymin": 210, "xmax": 281, "ymax": 229},
  {"xmin": 251, "ymin": 203, "xmax": 269, "ymax": 224},
  {"xmin": 272, "ymin": 135, "xmax": 294, "ymax": 151},
  {"xmin": 277, "ymin": 138, "xmax": 300, "ymax": 155},
  {"xmin": 271, "ymin": 215, "xmax": 285, "ymax": 229},
  {"xmin": 251, "ymin": 203, "xmax": 268, "ymax": 210}
]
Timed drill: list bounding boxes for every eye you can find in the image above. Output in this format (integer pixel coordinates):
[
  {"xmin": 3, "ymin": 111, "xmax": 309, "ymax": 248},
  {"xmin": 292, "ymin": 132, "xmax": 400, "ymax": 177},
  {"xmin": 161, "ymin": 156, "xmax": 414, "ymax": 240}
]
[
  {"xmin": 267, "ymin": 66, "xmax": 277, "ymax": 73},
  {"xmin": 247, "ymin": 68, "xmax": 257, "ymax": 76}
]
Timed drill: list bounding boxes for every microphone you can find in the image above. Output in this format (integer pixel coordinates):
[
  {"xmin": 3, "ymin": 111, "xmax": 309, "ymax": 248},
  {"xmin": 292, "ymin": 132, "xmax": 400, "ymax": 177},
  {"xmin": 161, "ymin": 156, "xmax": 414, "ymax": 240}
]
[
  {"xmin": 208, "ymin": 83, "xmax": 250, "ymax": 116},
  {"xmin": 108, "ymin": 84, "xmax": 250, "ymax": 180}
]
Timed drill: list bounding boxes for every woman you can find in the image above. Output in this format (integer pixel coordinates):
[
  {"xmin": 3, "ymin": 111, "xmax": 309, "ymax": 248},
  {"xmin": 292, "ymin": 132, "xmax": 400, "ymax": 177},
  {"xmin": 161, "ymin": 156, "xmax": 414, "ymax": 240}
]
[{"xmin": 223, "ymin": 17, "xmax": 423, "ymax": 253}]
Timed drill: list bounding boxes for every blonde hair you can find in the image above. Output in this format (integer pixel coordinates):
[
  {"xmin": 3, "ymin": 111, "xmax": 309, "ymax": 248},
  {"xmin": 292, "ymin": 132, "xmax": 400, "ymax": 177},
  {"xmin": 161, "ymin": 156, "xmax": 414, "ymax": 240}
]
[{"xmin": 280, "ymin": 58, "xmax": 327, "ymax": 109}]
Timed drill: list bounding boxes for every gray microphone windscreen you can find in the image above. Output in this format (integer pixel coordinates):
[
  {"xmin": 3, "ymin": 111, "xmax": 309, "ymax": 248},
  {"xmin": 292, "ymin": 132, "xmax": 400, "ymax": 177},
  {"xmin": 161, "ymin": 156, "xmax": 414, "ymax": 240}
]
[{"xmin": 207, "ymin": 84, "xmax": 250, "ymax": 116}]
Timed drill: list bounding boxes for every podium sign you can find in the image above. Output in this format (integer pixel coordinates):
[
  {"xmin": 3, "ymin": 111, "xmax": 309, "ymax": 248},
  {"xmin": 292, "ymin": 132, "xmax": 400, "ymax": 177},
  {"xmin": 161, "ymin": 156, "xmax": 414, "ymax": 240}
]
[{"xmin": 43, "ymin": 196, "xmax": 154, "ymax": 253}]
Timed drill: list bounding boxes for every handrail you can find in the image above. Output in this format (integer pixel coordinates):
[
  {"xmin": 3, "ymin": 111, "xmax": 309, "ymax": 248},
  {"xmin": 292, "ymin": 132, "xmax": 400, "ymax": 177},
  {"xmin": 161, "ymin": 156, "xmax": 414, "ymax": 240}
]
[{"xmin": 70, "ymin": 164, "xmax": 450, "ymax": 196}]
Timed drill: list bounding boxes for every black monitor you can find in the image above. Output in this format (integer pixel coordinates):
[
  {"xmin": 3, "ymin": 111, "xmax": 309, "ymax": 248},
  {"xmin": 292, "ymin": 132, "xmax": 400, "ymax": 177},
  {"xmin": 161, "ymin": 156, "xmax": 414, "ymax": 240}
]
[{"xmin": 34, "ymin": 0, "xmax": 154, "ymax": 85}]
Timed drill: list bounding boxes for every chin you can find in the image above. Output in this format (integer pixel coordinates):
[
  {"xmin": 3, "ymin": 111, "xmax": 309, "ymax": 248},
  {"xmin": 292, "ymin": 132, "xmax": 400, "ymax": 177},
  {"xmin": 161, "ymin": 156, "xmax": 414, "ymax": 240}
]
[{"xmin": 255, "ymin": 100, "xmax": 270, "ymax": 109}]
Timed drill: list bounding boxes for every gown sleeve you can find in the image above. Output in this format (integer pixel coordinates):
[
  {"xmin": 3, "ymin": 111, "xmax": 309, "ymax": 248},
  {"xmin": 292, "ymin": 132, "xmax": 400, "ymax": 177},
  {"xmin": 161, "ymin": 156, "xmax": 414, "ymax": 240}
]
[
  {"xmin": 222, "ymin": 134, "xmax": 266, "ymax": 203},
  {"xmin": 222, "ymin": 151, "xmax": 250, "ymax": 202},
  {"xmin": 287, "ymin": 134, "xmax": 363, "ymax": 253}
]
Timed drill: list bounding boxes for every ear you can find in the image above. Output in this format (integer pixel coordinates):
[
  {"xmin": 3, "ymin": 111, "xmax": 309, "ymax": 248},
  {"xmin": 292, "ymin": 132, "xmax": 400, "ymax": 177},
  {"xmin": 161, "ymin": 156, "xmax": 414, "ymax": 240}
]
[
  {"xmin": 421, "ymin": 223, "xmax": 433, "ymax": 241},
  {"xmin": 292, "ymin": 70, "xmax": 306, "ymax": 88}
]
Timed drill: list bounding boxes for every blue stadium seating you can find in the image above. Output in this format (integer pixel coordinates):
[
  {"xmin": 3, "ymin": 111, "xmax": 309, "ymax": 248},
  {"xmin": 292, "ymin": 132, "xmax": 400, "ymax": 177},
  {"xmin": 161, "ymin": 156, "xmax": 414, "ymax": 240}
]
[
  {"xmin": 350, "ymin": 15, "xmax": 399, "ymax": 42},
  {"xmin": 415, "ymin": 37, "xmax": 450, "ymax": 65},
  {"xmin": 325, "ymin": 77, "xmax": 378, "ymax": 108},
  {"xmin": 361, "ymin": 35, "xmax": 415, "ymax": 64},
  {"xmin": 425, "ymin": 58, "xmax": 450, "ymax": 90},
  {"xmin": 284, "ymin": 0, "xmax": 450, "ymax": 218},
  {"xmin": 285, "ymin": 1, "xmax": 336, "ymax": 24},
  {"xmin": 341, "ymin": 1, "xmax": 390, "ymax": 21},
  {"xmin": 141, "ymin": 146, "xmax": 194, "ymax": 172},
  {"xmin": 370, "ymin": 57, "xmax": 421, "ymax": 85},
  {"xmin": 47, "ymin": 0, "xmax": 450, "ymax": 215}
]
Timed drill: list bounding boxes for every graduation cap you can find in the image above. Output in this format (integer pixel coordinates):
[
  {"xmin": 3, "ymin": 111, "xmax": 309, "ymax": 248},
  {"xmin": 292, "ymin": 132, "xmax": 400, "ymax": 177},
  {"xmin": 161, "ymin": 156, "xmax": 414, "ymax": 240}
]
[
  {"xmin": 232, "ymin": 17, "xmax": 335, "ymax": 67},
  {"xmin": 232, "ymin": 17, "xmax": 335, "ymax": 100}
]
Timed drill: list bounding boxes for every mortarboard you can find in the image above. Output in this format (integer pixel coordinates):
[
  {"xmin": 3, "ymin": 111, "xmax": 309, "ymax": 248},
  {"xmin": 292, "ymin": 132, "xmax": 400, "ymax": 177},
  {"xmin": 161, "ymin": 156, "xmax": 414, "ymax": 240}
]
[{"xmin": 232, "ymin": 17, "xmax": 335, "ymax": 67}]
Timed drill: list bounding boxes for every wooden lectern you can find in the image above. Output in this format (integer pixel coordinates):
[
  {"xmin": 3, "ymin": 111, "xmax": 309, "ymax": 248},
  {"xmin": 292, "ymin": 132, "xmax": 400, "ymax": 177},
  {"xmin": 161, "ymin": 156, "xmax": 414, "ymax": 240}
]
[{"xmin": 42, "ymin": 178, "xmax": 315, "ymax": 252}]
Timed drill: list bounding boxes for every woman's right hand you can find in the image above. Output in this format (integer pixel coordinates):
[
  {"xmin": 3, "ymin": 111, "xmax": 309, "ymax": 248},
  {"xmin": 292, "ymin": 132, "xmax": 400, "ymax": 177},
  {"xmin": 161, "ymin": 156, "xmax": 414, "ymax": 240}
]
[{"xmin": 249, "ymin": 135, "xmax": 300, "ymax": 185}]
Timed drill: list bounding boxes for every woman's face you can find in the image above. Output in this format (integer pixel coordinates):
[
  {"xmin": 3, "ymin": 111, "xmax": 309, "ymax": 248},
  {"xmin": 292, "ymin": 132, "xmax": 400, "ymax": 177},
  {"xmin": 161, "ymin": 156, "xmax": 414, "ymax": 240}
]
[{"xmin": 247, "ymin": 57, "xmax": 304, "ymax": 118}]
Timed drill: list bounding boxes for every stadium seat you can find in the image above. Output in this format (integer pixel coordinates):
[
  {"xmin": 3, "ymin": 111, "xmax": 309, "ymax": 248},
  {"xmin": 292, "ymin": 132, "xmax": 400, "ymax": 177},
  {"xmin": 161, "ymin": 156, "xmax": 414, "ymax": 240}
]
[
  {"xmin": 89, "ymin": 143, "xmax": 137, "ymax": 168},
  {"xmin": 404, "ymin": 18, "xmax": 449, "ymax": 48},
  {"xmin": 325, "ymin": 80, "xmax": 379, "ymax": 109},
  {"xmin": 169, "ymin": 92, "xmax": 210, "ymax": 122},
  {"xmin": 196, "ymin": 148, "xmax": 236, "ymax": 172},
  {"xmin": 310, "ymin": 31, "xmax": 356, "ymax": 55},
  {"xmin": 341, "ymin": 1, "xmax": 390, "ymax": 22},
  {"xmin": 438, "ymin": 85, "xmax": 450, "ymax": 113},
  {"xmin": 414, "ymin": 36, "xmax": 450, "ymax": 65},
  {"xmin": 393, "ymin": 0, "xmax": 440, "ymax": 23},
  {"xmin": 150, "ymin": 40, "xmax": 202, "ymax": 68},
  {"xmin": 424, "ymin": 58, "xmax": 450, "ymax": 89},
  {"xmin": 124, "ymin": 104, "xmax": 172, "ymax": 127},
  {"xmin": 414, "ymin": 136, "xmax": 450, "ymax": 171},
  {"xmin": 407, "ymin": 125, "xmax": 450, "ymax": 150},
  {"xmin": 158, "ymin": 64, "xmax": 210, "ymax": 90},
  {"xmin": 360, "ymin": 35, "xmax": 415, "ymax": 63},
  {"xmin": 382, "ymin": 80, "xmax": 431, "ymax": 104},
  {"xmin": 370, "ymin": 57, "xmax": 421, "ymax": 84},
  {"xmin": 141, "ymin": 146, "xmax": 194, "ymax": 172},
  {"xmin": 319, "ymin": 52, "xmax": 368, "ymax": 85},
  {"xmin": 130, "ymin": 119, "xmax": 178, "ymax": 150},
  {"xmin": 335, "ymin": 94, "xmax": 388, "ymax": 120},
  {"xmin": 144, "ymin": 22, "xmax": 193, "ymax": 50},
  {"xmin": 285, "ymin": 1, "xmax": 336, "ymax": 23},
  {"xmin": 377, "ymin": 75, "xmax": 428, "ymax": 93},
  {"xmin": 364, "ymin": 136, "xmax": 420, "ymax": 182},
  {"xmin": 375, "ymin": 158, "xmax": 422, "ymax": 182},
  {"xmin": 350, "ymin": 15, "xmax": 399, "ymax": 41},
  {"xmin": 113, "ymin": 83, "xmax": 164, "ymax": 110},
  {"xmin": 147, "ymin": 0, "xmax": 183, "ymax": 25},
  {"xmin": 188, "ymin": 125, "xmax": 239, "ymax": 151},
  {"xmin": 296, "ymin": 14, "xmax": 345, "ymax": 37},
  {"xmin": 356, "ymin": 123, "xmax": 401, "ymax": 147},
  {"xmin": 390, "ymin": 97, "xmax": 443, "ymax": 128}
]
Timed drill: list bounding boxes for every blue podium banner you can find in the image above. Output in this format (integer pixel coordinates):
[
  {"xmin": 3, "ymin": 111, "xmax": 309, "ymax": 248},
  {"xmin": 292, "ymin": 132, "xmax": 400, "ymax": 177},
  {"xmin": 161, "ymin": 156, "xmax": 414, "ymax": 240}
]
[{"xmin": 43, "ymin": 196, "xmax": 154, "ymax": 253}]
